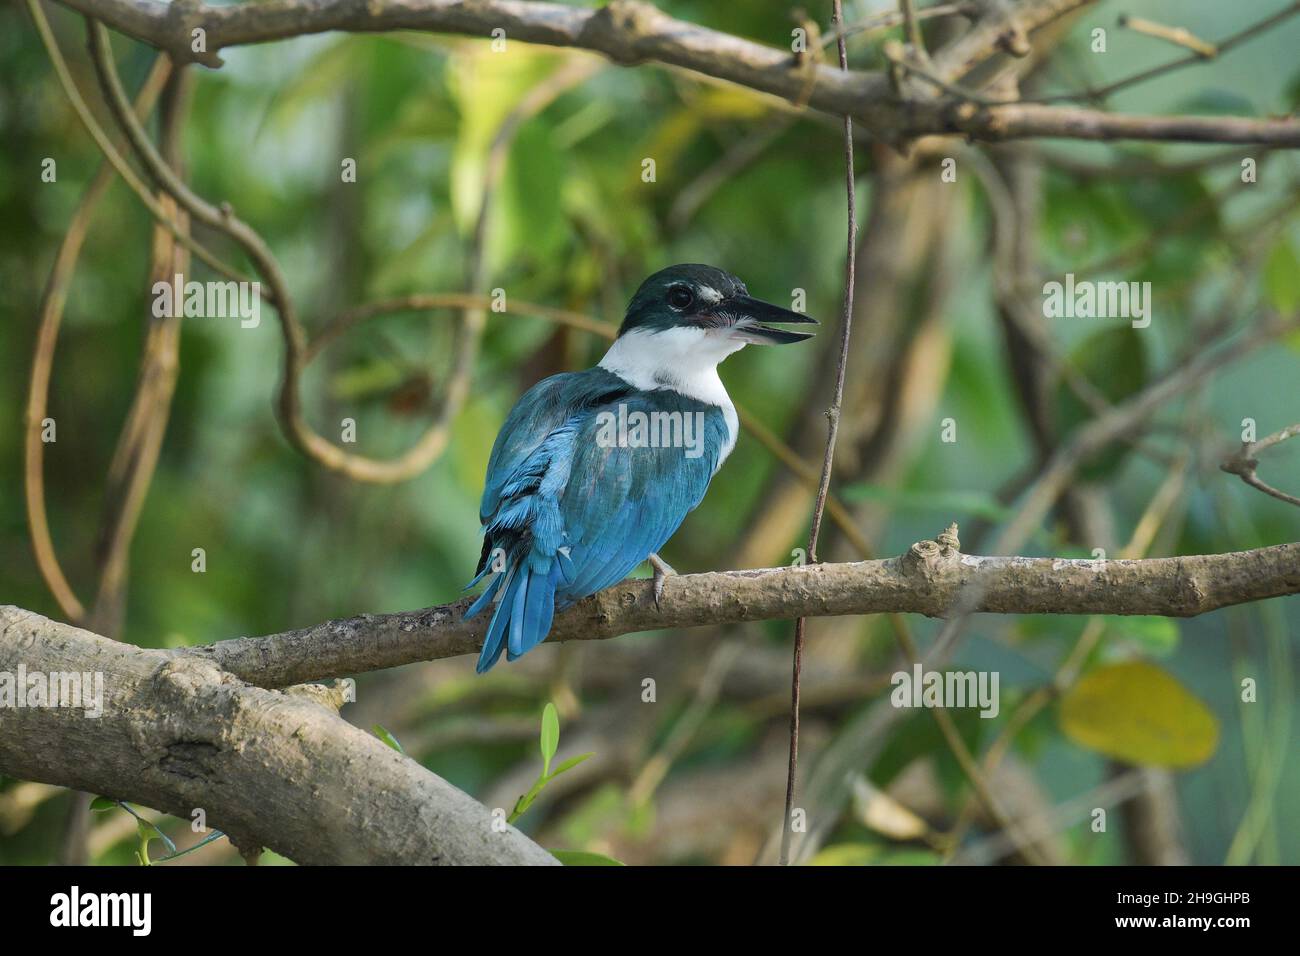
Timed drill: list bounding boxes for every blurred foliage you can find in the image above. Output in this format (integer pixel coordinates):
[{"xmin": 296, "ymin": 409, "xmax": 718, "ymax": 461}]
[{"xmin": 1, "ymin": 0, "xmax": 1299, "ymax": 866}]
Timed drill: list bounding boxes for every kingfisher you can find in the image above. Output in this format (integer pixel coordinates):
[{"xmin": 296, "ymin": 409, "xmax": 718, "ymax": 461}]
[{"xmin": 464, "ymin": 264, "xmax": 816, "ymax": 672}]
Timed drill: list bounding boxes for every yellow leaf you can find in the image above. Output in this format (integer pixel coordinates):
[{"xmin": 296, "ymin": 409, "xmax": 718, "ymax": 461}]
[{"xmin": 1059, "ymin": 661, "xmax": 1218, "ymax": 768}]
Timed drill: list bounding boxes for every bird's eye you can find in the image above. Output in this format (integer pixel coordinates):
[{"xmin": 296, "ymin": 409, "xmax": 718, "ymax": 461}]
[{"xmin": 667, "ymin": 287, "xmax": 694, "ymax": 310}]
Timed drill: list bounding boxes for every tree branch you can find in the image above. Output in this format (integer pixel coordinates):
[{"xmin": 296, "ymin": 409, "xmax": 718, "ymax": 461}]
[
  {"xmin": 53, "ymin": 0, "xmax": 1300, "ymax": 146},
  {"xmin": 0, "ymin": 607, "xmax": 557, "ymax": 865},
  {"xmin": 6, "ymin": 531, "xmax": 1298, "ymax": 860},
  {"xmin": 181, "ymin": 532, "xmax": 1300, "ymax": 689}
]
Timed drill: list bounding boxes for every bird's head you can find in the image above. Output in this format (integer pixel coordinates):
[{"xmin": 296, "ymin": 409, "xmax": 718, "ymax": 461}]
[{"xmin": 618, "ymin": 264, "xmax": 816, "ymax": 349}]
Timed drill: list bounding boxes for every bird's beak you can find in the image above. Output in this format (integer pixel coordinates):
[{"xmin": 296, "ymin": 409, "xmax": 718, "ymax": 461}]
[{"xmin": 721, "ymin": 294, "xmax": 818, "ymax": 345}]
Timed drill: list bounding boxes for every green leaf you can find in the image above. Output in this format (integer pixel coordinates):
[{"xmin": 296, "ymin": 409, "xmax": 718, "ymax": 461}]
[
  {"xmin": 807, "ymin": 844, "xmax": 878, "ymax": 865},
  {"xmin": 372, "ymin": 724, "xmax": 405, "ymax": 755},
  {"xmin": 540, "ymin": 703, "xmax": 560, "ymax": 777},
  {"xmin": 806, "ymin": 844, "xmax": 940, "ymax": 866},
  {"xmin": 1110, "ymin": 616, "xmax": 1179, "ymax": 657},
  {"xmin": 89, "ymin": 796, "xmax": 117, "ymax": 812},
  {"xmin": 1263, "ymin": 239, "xmax": 1300, "ymax": 315},
  {"xmin": 1287, "ymin": 66, "xmax": 1300, "ymax": 110},
  {"xmin": 870, "ymin": 707, "xmax": 985, "ymax": 795},
  {"xmin": 253, "ymin": 38, "xmax": 359, "ymax": 142},
  {"xmin": 1054, "ymin": 326, "xmax": 1148, "ymax": 481},
  {"xmin": 548, "ymin": 752, "xmax": 594, "ymax": 780},
  {"xmin": 449, "ymin": 48, "xmax": 566, "ymax": 233},
  {"xmin": 497, "ymin": 120, "xmax": 568, "ymax": 267},
  {"xmin": 1059, "ymin": 661, "xmax": 1218, "ymax": 767},
  {"xmin": 550, "ymin": 849, "xmax": 624, "ymax": 866},
  {"xmin": 329, "ymin": 359, "xmax": 406, "ymax": 402}
]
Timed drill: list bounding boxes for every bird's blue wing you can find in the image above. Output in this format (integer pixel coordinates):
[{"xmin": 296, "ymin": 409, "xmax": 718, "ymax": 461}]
[
  {"xmin": 556, "ymin": 392, "xmax": 729, "ymax": 602},
  {"xmin": 479, "ymin": 372, "xmax": 609, "ymax": 523},
  {"xmin": 467, "ymin": 372, "xmax": 730, "ymax": 672}
]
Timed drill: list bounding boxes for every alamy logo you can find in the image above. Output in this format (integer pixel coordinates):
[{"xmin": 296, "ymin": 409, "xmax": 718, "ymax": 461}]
[
  {"xmin": 50, "ymin": 886, "xmax": 151, "ymax": 936},
  {"xmin": 595, "ymin": 403, "xmax": 707, "ymax": 459},
  {"xmin": 1042, "ymin": 273, "xmax": 1151, "ymax": 328},
  {"xmin": 152, "ymin": 273, "xmax": 261, "ymax": 328},
  {"xmin": 890, "ymin": 664, "xmax": 999, "ymax": 719},
  {"xmin": 0, "ymin": 665, "xmax": 103, "ymax": 718}
]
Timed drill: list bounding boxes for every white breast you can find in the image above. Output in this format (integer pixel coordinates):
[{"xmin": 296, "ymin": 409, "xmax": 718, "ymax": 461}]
[{"xmin": 598, "ymin": 327, "xmax": 741, "ymax": 469}]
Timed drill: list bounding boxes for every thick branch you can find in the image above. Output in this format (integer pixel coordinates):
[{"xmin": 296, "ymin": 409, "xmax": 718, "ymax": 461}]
[
  {"xmin": 55, "ymin": 0, "xmax": 1300, "ymax": 145},
  {"xmin": 0, "ymin": 607, "xmax": 556, "ymax": 865},
  {"xmin": 190, "ymin": 536, "xmax": 1300, "ymax": 689}
]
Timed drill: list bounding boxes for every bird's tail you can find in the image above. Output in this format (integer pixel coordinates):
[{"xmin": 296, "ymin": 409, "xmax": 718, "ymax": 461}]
[{"xmin": 465, "ymin": 550, "xmax": 567, "ymax": 673}]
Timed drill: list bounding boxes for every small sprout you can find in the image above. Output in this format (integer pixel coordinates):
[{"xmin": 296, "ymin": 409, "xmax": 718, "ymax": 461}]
[
  {"xmin": 372, "ymin": 724, "xmax": 405, "ymax": 754},
  {"xmin": 507, "ymin": 702, "xmax": 595, "ymax": 825}
]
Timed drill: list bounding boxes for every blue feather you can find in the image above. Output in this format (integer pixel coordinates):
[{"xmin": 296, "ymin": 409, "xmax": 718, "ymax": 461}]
[
  {"xmin": 512, "ymin": 560, "xmax": 558, "ymax": 659},
  {"xmin": 506, "ymin": 564, "xmax": 530, "ymax": 659},
  {"xmin": 476, "ymin": 567, "xmax": 523, "ymax": 674},
  {"xmin": 464, "ymin": 570, "xmax": 503, "ymax": 620},
  {"xmin": 465, "ymin": 368, "xmax": 731, "ymax": 672}
]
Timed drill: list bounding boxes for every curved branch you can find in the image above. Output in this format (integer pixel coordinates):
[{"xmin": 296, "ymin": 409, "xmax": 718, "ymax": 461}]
[
  {"xmin": 186, "ymin": 533, "xmax": 1300, "ymax": 689},
  {"xmin": 0, "ymin": 607, "xmax": 557, "ymax": 865},
  {"xmin": 84, "ymin": 21, "xmax": 596, "ymax": 484},
  {"xmin": 24, "ymin": 54, "xmax": 174, "ymax": 625}
]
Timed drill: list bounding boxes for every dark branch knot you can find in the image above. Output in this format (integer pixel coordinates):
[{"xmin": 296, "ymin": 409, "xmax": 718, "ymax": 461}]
[{"xmin": 579, "ymin": 0, "xmax": 664, "ymax": 65}]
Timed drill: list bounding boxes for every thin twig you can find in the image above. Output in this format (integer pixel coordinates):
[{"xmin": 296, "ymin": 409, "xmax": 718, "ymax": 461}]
[
  {"xmin": 1118, "ymin": 15, "xmax": 1216, "ymax": 59},
  {"xmin": 882, "ymin": 40, "xmax": 998, "ymax": 106},
  {"xmin": 1026, "ymin": 2, "xmax": 1300, "ymax": 105},
  {"xmin": 780, "ymin": 0, "xmax": 857, "ymax": 868},
  {"xmin": 1221, "ymin": 423, "xmax": 1300, "ymax": 508},
  {"xmin": 899, "ymin": 0, "xmax": 928, "ymax": 59},
  {"xmin": 820, "ymin": 2, "xmax": 974, "ymax": 49},
  {"xmin": 993, "ymin": 315, "xmax": 1295, "ymax": 556}
]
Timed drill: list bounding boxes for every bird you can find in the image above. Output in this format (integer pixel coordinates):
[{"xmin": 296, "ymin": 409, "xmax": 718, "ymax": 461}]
[{"xmin": 464, "ymin": 264, "xmax": 816, "ymax": 673}]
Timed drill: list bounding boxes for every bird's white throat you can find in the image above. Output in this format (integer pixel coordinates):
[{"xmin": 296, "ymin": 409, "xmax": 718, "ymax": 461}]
[{"xmin": 598, "ymin": 327, "xmax": 741, "ymax": 465}]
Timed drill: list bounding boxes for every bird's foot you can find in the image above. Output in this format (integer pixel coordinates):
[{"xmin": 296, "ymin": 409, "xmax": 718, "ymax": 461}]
[{"xmin": 648, "ymin": 552, "xmax": 677, "ymax": 610}]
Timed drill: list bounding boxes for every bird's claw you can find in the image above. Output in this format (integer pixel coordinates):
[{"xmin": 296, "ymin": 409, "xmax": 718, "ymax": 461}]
[{"xmin": 648, "ymin": 553, "xmax": 677, "ymax": 611}]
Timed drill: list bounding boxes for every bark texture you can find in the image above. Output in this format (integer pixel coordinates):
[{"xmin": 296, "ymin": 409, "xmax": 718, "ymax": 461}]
[
  {"xmin": 192, "ymin": 536, "xmax": 1300, "ymax": 688},
  {"xmin": 0, "ymin": 607, "xmax": 557, "ymax": 865},
  {"xmin": 53, "ymin": 0, "xmax": 1300, "ymax": 145}
]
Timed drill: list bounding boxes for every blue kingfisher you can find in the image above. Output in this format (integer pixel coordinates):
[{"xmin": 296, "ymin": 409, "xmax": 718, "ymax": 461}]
[{"xmin": 465, "ymin": 264, "xmax": 815, "ymax": 672}]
